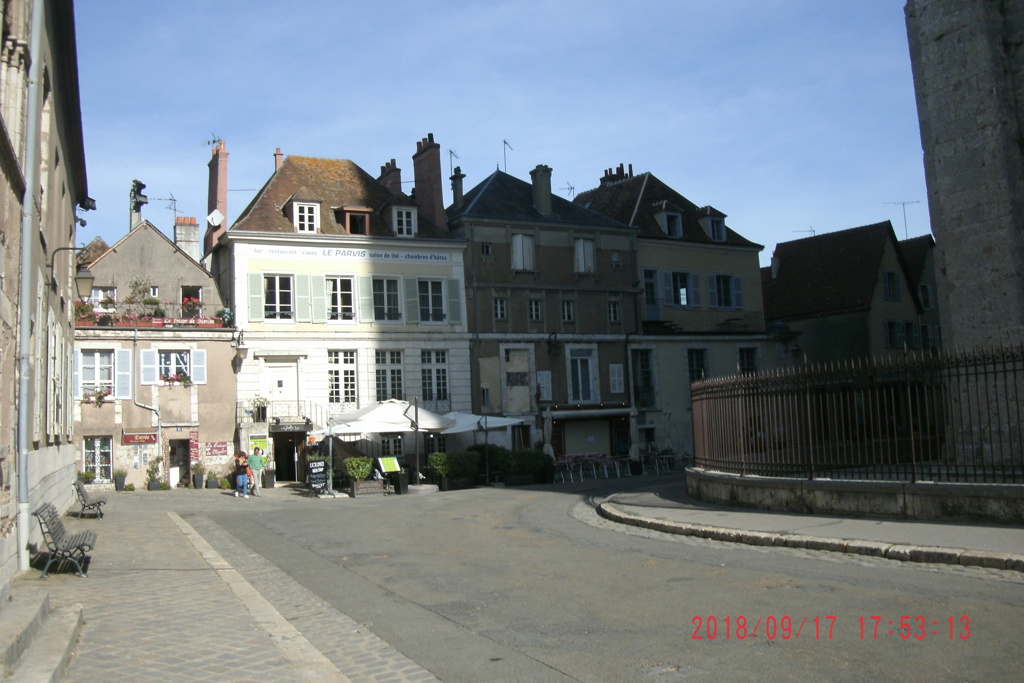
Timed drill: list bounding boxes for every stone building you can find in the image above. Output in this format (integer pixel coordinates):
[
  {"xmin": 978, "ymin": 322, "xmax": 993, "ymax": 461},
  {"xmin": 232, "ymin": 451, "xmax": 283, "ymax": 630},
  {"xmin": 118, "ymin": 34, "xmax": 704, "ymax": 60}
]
[{"xmin": 905, "ymin": 0, "xmax": 1024, "ymax": 348}]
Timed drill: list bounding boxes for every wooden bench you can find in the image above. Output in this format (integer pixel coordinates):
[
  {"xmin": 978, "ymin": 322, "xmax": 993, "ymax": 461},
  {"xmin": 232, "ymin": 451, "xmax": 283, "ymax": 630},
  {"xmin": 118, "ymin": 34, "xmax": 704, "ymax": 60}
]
[
  {"xmin": 32, "ymin": 503, "xmax": 96, "ymax": 578},
  {"xmin": 73, "ymin": 479, "xmax": 107, "ymax": 520}
]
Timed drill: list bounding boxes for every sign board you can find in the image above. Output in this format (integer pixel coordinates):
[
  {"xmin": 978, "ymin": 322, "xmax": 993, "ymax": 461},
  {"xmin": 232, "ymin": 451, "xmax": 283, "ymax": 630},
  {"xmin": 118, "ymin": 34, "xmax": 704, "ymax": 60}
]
[
  {"xmin": 307, "ymin": 459, "xmax": 328, "ymax": 493},
  {"xmin": 272, "ymin": 422, "xmax": 308, "ymax": 433},
  {"xmin": 378, "ymin": 457, "xmax": 401, "ymax": 473},
  {"xmin": 123, "ymin": 432, "xmax": 158, "ymax": 445}
]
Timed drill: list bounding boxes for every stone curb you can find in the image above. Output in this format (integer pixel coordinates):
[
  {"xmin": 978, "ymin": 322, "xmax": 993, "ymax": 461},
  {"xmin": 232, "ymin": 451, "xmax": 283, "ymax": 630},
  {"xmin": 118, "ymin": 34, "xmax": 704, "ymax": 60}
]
[{"xmin": 597, "ymin": 502, "xmax": 1024, "ymax": 571}]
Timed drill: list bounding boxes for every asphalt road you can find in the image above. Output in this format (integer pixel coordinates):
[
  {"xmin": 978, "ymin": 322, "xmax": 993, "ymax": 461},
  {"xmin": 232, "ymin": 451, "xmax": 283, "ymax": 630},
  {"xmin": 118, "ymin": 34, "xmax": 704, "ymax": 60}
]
[{"xmin": 198, "ymin": 477, "xmax": 1024, "ymax": 682}]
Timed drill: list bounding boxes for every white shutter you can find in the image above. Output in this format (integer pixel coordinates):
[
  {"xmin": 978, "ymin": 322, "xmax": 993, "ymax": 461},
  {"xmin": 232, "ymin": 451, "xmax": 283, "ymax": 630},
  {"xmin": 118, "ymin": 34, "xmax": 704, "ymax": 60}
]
[
  {"xmin": 609, "ymin": 364, "xmax": 624, "ymax": 393},
  {"xmin": 115, "ymin": 349, "xmax": 132, "ymax": 399},
  {"xmin": 311, "ymin": 276, "xmax": 327, "ymax": 322},
  {"xmin": 248, "ymin": 273, "xmax": 264, "ymax": 322},
  {"xmin": 295, "ymin": 275, "xmax": 312, "ymax": 322},
  {"xmin": 405, "ymin": 278, "xmax": 420, "ymax": 323},
  {"xmin": 447, "ymin": 279, "xmax": 462, "ymax": 323},
  {"xmin": 73, "ymin": 351, "xmax": 81, "ymax": 399},
  {"xmin": 191, "ymin": 349, "xmax": 207, "ymax": 384},
  {"xmin": 537, "ymin": 370, "xmax": 552, "ymax": 401},
  {"xmin": 358, "ymin": 276, "xmax": 374, "ymax": 323},
  {"xmin": 141, "ymin": 349, "xmax": 158, "ymax": 385}
]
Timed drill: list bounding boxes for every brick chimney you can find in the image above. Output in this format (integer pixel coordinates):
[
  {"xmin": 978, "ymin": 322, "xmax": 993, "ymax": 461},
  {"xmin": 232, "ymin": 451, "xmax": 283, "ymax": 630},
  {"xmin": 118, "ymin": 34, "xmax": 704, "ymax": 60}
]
[
  {"xmin": 599, "ymin": 163, "xmax": 634, "ymax": 187},
  {"xmin": 530, "ymin": 164, "xmax": 553, "ymax": 216},
  {"xmin": 204, "ymin": 140, "xmax": 228, "ymax": 255},
  {"xmin": 174, "ymin": 217, "xmax": 201, "ymax": 261},
  {"xmin": 450, "ymin": 166, "xmax": 466, "ymax": 211},
  {"xmin": 412, "ymin": 133, "xmax": 446, "ymax": 229},
  {"xmin": 274, "ymin": 148, "xmax": 283, "ymax": 172},
  {"xmin": 379, "ymin": 159, "xmax": 402, "ymax": 196}
]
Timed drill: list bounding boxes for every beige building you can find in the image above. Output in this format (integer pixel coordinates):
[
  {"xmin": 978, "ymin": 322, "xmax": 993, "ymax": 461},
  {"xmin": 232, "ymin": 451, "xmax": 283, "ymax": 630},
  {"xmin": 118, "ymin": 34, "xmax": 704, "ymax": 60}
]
[
  {"xmin": 74, "ymin": 220, "xmax": 236, "ymax": 489},
  {"xmin": 0, "ymin": 0, "xmax": 90, "ymax": 584}
]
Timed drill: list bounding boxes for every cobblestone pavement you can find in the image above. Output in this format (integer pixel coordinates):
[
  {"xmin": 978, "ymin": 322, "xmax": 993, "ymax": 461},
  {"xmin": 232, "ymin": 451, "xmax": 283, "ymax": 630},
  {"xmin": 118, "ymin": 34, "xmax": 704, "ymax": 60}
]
[{"xmin": 11, "ymin": 486, "xmax": 437, "ymax": 682}]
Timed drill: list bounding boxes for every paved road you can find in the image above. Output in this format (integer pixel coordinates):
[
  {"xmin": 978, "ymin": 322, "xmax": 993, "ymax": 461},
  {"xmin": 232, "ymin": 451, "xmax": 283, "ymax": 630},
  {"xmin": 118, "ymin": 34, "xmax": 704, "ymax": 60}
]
[{"xmin": 195, "ymin": 477, "xmax": 1023, "ymax": 681}]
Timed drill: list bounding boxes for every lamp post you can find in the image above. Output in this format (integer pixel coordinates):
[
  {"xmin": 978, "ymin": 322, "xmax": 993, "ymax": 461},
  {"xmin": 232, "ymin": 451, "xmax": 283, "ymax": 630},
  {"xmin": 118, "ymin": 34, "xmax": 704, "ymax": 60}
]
[{"xmin": 47, "ymin": 246, "xmax": 94, "ymax": 299}]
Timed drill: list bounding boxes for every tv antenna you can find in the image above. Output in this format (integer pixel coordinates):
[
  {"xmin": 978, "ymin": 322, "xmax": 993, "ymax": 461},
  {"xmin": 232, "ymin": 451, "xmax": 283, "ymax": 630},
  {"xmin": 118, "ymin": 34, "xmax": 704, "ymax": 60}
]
[
  {"xmin": 503, "ymin": 139, "xmax": 513, "ymax": 172},
  {"xmin": 151, "ymin": 192, "xmax": 181, "ymax": 217},
  {"xmin": 204, "ymin": 133, "xmax": 223, "ymax": 147},
  {"xmin": 794, "ymin": 226, "xmax": 815, "ymax": 237},
  {"xmin": 884, "ymin": 200, "xmax": 919, "ymax": 239},
  {"xmin": 560, "ymin": 181, "xmax": 575, "ymax": 198},
  {"xmin": 449, "ymin": 149, "xmax": 460, "ymax": 177}
]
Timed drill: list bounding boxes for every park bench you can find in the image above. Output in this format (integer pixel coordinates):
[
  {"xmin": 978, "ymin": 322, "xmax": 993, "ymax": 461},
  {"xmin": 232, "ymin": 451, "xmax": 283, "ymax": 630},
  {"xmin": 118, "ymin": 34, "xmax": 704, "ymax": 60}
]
[
  {"xmin": 32, "ymin": 503, "xmax": 97, "ymax": 578},
  {"xmin": 73, "ymin": 479, "xmax": 107, "ymax": 520}
]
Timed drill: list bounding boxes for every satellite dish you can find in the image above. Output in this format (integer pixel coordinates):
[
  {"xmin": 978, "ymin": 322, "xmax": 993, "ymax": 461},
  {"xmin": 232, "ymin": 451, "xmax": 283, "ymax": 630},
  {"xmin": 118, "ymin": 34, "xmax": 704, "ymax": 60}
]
[{"xmin": 207, "ymin": 209, "xmax": 225, "ymax": 227}]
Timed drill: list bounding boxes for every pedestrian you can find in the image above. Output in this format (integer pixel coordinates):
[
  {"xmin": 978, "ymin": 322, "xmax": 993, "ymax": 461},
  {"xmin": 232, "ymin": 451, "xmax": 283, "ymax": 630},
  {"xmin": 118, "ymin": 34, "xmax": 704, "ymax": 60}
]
[
  {"xmin": 248, "ymin": 447, "xmax": 265, "ymax": 496},
  {"xmin": 234, "ymin": 451, "xmax": 249, "ymax": 498}
]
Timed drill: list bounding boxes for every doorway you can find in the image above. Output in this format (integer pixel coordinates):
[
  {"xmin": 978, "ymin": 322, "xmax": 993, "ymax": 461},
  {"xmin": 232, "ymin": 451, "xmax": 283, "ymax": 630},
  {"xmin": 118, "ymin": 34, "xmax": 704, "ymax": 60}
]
[
  {"xmin": 272, "ymin": 432, "xmax": 304, "ymax": 482},
  {"xmin": 169, "ymin": 439, "xmax": 190, "ymax": 487}
]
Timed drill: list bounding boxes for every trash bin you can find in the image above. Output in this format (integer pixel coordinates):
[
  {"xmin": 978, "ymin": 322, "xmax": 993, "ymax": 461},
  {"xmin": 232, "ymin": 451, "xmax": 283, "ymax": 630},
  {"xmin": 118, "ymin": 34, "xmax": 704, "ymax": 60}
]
[
  {"xmin": 264, "ymin": 469, "xmax": 275, "ymax": 489},
  {"xmin": 390, "ymin": 471, "xmax": 409, "ymax": 495}
]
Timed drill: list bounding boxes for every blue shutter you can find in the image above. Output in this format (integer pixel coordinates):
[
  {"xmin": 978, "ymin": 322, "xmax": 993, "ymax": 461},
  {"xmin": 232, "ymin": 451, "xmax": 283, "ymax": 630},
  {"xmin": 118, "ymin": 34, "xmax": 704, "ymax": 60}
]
[
  {"xmin": 663, "ymin": 272, "xmax": 674, "ymax": 307},
  {"xmin": 708, "ymin": 275, "xmax": 719, "ymax": 308},
  {"xmin": 405, "ymin": 278, "xmax": 420, "ymax": 323},
  {"xmin": 191, "ymin": 349, "xmax": 207, "ymax": 384},
  {"xmin": 733, "ymin": 277, "xmax": 743, "ymax": 309},
  {"xmin": 115, "ymin": 349, "xmax": 132, "ymax": 399},
  {"xmin": 690, "ymin": 273, "xmax": 701, "ymax": 307},
  {"xmin": 248, "ymin": 273, "xmax": 263, "ymax": 322},
  {"xmin": 141, "ymin": 349, "xmax": 158, "ymax": 385}
]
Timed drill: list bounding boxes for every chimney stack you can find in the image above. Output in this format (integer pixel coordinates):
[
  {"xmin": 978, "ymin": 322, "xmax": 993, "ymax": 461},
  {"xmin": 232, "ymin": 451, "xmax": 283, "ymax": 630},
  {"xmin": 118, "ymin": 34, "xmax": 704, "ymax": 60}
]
[
  {"xmin": 412, "ymin": 133, "xmax": 446, "ymax": 229},
  {"xmin": 174, "ymin": 217, "xmax": 201, "ymax": 261},
  {"xmin": 770, "ymin": 254, "xmax": 780, "ymax": 279},
  {"xmin": 274, "ymin": 148, "xmax": 283, "ymax": 172},
  {"xmin": 450, "ymin": 166, "xmax": 466, "ymax": 210},
  {"xmin": 378, "ymin": 159, "xmax": 402, "ymax": 196},
  {"xmin": 530, "ymin": 164, "xmax": 553, "ymax": 216},
  {"xmin": 204, "ymin": 140, "xmax": 228, "ymax": 255}
]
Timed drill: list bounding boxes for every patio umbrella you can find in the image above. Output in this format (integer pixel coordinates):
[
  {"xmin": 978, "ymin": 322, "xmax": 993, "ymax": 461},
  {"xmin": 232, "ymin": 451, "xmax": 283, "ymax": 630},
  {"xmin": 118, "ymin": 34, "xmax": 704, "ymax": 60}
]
[
  {"xmin": 440, "ymin": 412, "xmax": 525, "ymax": 434},
  {"xmin": 628, "ymin": 406, "xmax": 641, "ymax": 461},
  {"xmin": 326, "ymin": 399, "xmax": 454, "ymax": 434},
  {"xmin": 542, "ymin": 407, "xmax": 555, "ymax": 460}
]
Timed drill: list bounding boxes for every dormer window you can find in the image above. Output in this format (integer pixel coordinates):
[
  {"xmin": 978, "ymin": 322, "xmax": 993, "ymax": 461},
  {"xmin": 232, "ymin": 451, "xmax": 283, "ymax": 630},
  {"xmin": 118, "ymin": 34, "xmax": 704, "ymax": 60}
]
[
  {"xmin": 344, "ymin": 206, "xmax": 372, "ymax": 235},
  {"xmin": 393, "ymin": 207, "xmax": 417, "ymax": 237},
  {"xmin": 295, "ymin": 203, "xmax": 319, "ymax": 232},
  {"xmin": 711, "ymin": 219, "xmax": 725, "ymax": 242},
  {"xmin": 654, "ymin": 206, "xmax": 683, "ymax": 238}
]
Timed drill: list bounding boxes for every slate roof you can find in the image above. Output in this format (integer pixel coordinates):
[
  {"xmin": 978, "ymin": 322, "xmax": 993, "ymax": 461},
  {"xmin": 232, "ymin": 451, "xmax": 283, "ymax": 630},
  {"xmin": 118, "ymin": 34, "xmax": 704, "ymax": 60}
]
[
  {"xmin": 761, "ymin": 221, "xmax": 905, "ymax": 321},
  {"xmin": 448, "ymin": 170, "xmax": 630, "ymax": 229},
  {"xmin": 232, "ymin": 156, "xmax": 453, "ymax": 239},
  {"xmin": 573, "ymin": 171, "xmax": 761, "ymax": 248},
  {"xmin": 898, "ymin": 234, "xmax": 935, "ymax": 291}
]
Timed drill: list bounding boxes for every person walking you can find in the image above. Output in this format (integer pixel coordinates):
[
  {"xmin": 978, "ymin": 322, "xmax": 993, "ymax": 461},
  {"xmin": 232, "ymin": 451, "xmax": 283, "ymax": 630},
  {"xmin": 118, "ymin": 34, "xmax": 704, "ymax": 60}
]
[
  {"xmin": 248, "ymin": 447, "xmax": 265, "ymax": 496},
  {"xmin": 234, "ymin": 451, "xmax": 249, "ymax": 498}
]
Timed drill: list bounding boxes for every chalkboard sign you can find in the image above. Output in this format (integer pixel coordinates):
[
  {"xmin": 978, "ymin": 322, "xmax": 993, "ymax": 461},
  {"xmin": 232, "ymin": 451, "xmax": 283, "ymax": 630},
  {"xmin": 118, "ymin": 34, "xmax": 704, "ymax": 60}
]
[{"xmin": 307, "ymin": 459, "xmax": 328, "ymax": 494}]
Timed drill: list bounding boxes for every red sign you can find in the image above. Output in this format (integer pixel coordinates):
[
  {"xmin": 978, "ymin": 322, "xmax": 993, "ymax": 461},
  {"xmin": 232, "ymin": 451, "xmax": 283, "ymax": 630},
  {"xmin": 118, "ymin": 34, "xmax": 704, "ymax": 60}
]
[{"xmin": 123, "ymin": 432, "xmax": 158, "ymax": 445}]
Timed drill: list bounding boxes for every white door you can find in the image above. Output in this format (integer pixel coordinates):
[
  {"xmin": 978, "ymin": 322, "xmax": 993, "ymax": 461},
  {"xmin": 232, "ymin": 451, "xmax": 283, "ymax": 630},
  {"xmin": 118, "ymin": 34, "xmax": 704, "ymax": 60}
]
[{"xmin": 265, "ymin": 363, "xmax": 299, "ymax": 415}]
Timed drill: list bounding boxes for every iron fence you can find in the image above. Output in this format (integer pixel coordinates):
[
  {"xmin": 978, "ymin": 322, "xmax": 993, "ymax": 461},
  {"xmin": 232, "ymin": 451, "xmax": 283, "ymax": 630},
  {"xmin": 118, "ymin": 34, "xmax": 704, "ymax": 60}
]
[{"xmin": 691, "ymin": 344, "xmax": 1024, "ymax": 484}]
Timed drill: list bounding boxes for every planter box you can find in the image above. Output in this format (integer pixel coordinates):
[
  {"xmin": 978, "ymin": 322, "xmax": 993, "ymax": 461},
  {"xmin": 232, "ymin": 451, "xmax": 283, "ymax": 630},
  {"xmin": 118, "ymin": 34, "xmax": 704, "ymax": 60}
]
[
  {"xmin": 350, "ymin": 480, "xmax": 385, "ymax": 497},
  {"xmin": 205, "ymin": 479, "xmax": 221, "ymax": 489},
  {"xmin": 147, "ymin": 482, "xmax": 161, "ymax": 491},
  {"xmin": 440, "ymin": 476, "xmax": 476, "ymax": 492},
  {"xmin": 504, "ymin": 472, "xmax": 537, "ymax": 487}
]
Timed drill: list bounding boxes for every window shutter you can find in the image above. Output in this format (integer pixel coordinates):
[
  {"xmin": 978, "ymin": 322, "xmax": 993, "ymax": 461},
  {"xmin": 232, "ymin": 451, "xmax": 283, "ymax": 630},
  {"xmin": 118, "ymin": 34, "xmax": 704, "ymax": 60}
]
[
  {"xmin": 115, "ymin": 349, "xmax": 132, "ymax": 399},
  {"xmin": 447, "ymin": 279, "xmax": 462, "ymax": 323},
  {"xmin": 248, "ymin": 273, "xmax": 264, "ymax": 322},
  {"xmin": 141, "ymin": 349, "xmax": 158, "ymax": 385},
  {"xmin": 662, "ymin": 272, "xmax": 674, "ymax": 307},
  {"xmin": 690, "ymin": 273, "xmax": 701, "ymax": 307},
  {"xmin": 295, "ymin": 275, "xmax": 312, "ymax": 322},
  {"xmin": 404, "ymin": 278, "xmax": 420, "ymax": 323},
  {"xmin": 537, "ymin": 370, "xmax": 552, "ymax": 401},
  {"xmin": 708, "ymin": 275, "xmax": 719, "ymax": 308},
  {"xmin": 310, "ymin": 276, "xmax": 327, "ymax": 322},
  {"xmin": 191, "ymin": 349, "xmax": 207, "ymax": 384},
  {"xmin": 358, "ymin": 277, "xmax": 374, "ymax": 323},
  {"xmin": 609, "ymin": 363, "xmax": 624, "ymax": 393},
  {"xmin": 733, "ymin": 277, "xmax": 743, "ymax": 309},
  {"xmin": 73, "ymin": 351, "xmax": 81, "ymax": 399}
]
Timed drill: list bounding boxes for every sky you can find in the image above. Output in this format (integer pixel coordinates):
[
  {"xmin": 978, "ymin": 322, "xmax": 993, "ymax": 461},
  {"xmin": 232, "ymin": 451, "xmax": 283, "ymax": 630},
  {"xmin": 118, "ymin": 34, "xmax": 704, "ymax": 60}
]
[{"xmin": 73, "ymin": 1, "xmax": 929, "ymax": 266}]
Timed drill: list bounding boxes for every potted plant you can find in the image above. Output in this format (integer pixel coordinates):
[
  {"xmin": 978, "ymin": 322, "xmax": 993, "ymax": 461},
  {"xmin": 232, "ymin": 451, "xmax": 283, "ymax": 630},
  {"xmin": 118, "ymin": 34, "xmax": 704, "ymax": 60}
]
[
  {"xmin": 161, "ymin": 371, "xmax": 193, "ymax": 387},
  {"xmin": 206, "ymin": 469, "xmax": 222, "ymax": 489},
  {"xmin": 191, "ymin": 462, "xmax": 206, "ymax": 489},
  {"xmin": 342, "ymin": 457, "xmax": 375, "ymax": 496},
  {"xmin": 82, "ymin": 387, "xmax": 112, "ymax": 407},
  {"xmin": 123, "ymin": 483, "xmax": 135, "ymax": 492},
  {"xmin": 146, "ymin": 459, "xmax": 161, "ymax": 490},
  {"xmin": 113, "ymin": 468, "xmax": 127, "ymax": 491},
  {"xmin": 79, "ymin": 469, "xmax": 96, "ymax": 484},
  {"xmin": 432, "ymin": 451, "xmax": 478, "ymax": 491},
  {"xmin": 251, "ymin": 396, "xmax": 269, "ymax": 422}
]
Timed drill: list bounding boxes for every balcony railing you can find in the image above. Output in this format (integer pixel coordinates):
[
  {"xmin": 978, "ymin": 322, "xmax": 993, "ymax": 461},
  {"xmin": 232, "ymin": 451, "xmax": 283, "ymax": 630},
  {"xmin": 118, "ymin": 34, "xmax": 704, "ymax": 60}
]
[{"xmin": 76, "ymin": 297, "xmax": 230, "ymax": 328}]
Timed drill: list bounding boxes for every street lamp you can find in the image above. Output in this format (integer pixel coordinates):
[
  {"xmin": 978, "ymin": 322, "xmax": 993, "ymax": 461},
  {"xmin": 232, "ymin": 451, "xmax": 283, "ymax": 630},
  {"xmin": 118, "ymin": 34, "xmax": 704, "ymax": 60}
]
[{"xmin": 47, "ymin": 246, "xmax": 94, "ymax": 299}]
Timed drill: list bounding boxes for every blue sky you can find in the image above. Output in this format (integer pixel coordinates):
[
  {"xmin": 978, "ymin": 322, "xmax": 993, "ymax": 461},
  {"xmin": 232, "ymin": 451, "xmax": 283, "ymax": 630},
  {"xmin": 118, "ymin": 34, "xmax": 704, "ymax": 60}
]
[{"xmin": 73, "ymin": 1, "xmax": 927, "ymax": 265}]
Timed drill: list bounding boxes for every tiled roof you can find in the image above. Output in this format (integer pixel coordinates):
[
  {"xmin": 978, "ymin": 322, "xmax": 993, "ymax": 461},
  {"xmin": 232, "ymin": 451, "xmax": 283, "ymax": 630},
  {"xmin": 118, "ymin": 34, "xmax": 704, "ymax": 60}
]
[
  {"xmin": 761, "ymin": 221, "xmax": 898, "ymax": 321},
  {"xmin": 449, "ymin": 170, "xmax": 630, "ymax": 229},
  {"xmin": 232, "ymin": 156, "xmax": 452, "ymax": 239},
  {"xmin": 573, "ymin": 171, "xmax": 761, "ymax": 248}
]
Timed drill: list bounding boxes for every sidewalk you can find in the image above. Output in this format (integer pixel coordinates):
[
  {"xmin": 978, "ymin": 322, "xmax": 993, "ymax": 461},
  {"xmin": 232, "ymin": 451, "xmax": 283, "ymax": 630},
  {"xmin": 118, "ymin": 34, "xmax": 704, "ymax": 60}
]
[{"xmin": 599, "ymin": 478, "xmax": 1024, "ymax": 571}]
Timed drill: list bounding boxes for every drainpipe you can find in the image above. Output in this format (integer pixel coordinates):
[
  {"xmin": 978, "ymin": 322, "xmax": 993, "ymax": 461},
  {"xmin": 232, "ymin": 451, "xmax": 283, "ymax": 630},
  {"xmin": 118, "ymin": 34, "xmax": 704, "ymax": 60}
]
[
  {"xmin": 16, "ymin": 0, "xmax": 46, "ymax": 571},
  {"xmin": 133, "ymin": 329, "xmax": 162, "ymax": 481}
]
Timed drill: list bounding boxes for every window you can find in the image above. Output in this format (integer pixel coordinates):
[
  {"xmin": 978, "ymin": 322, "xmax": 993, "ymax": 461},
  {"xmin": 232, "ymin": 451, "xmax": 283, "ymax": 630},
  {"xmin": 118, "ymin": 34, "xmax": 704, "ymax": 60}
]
[
  {"xmin": 375, "ymin": 350, "xmax": 403, "ymax": 401},
  {"xmin": 180, "ymin": 286, "xmax": 203, "ymax": 317},
  {"xmin": 569, "ymin": 348, "xmax": 596, "ymax": 402},
  {"xmin": 611, "ymin": 250, "xmax": 622, "ymax": 268},
  {"xmin": 481, "ymin": 243, "xmax": 492, "ymax": 256},
  {"xmin": 573, "ymin": 238, "xmax": 595, "ymax": 274},
  {"xmin": 711, "ymin": 219, "xmax": 725, "ymax": 242},
  {"xmin": 608, "ymin": 301, "xmax": 620, "ymax": 323},
  {"xmin": 425, "ymin": 434, "xmax": 447, "ymax": 455},
  {"xmin": 418, "ymin": 280, "xmax": 445, "ymax": 321},
  {"xmin": 80, "ymin": 350, "xmax": 114, "ymax": 394},
  {"xmin": 666, "ymin": 213, "xmax": 683, "ymax": 238},
  {"xmin": 609, "ymin": 363, "xmax": 624, "ymax": 393},
  {"xmin": 884, "ymin": 320, "xmax": 906, "ymax": 348},
  {"xmin": 394, "ymin": 207, "xmax": 416, "ymax": 236},
  {"xmin": 83, "ymin": 436, "xmax": 112, "ymax": 482},
  {"xmin": 421, "ymin": 350, "xmax": 449, "ymax": 401},
  {"xmin": 328, "ymin": 350, "xmax": 357, "ymax": 404},
  {"xmin": 493, "ymin": 297, "xmax": 507, "ymax": 320},
  {"xmin": 738, "ymin": 347, "xmax": 758, "ymax": 374},
  {"xmin": 347, "ymin": 211, "xmax": 369, "ymax": 234},
  {"xmin": 529, "ymin": 298, "xmax": 543, "ymax": 322},
  {"xmin": 382, "ymin": 434, "xmax": 403, "ymax": 457},
  {"xmin": 687, "ymin": 349, "xmax": 708, "ymax": 383},
  {"xmin": 904, "ymin": 322, "xmax": 920, "ymax": 349},
  {"xmin": 372, "ymin": 278, "xmax": 401, "ymax": 321},
  {"xmin": 919, "ymin": 283, "xmax": 934, "ymax": 310},
  {"xmin": 512, "ymin": 234, "xmax": 535, "ymax": 271},
  {"xmin": 295, "ymin": 203, "xmax": 319, "ymax": 232},
  {"xmin": 264, "ymin": 275, "xmax": 294, "ymax": 319},
  {"xmin": 632, "ymin": 349, "xmax": 655, "ymax": 407},
  {"xmin": 481, "ymin": 387, "xmax": 490, "ymax": 408},
  {"xmin": 536, "ymin": 370, "xmax": 552, "ymax": 401},
  {"xmin": 327, "ymin": 277, "xmax": 355, "ymax": 321},
  {"xmin": 708, "ymin": 274, "xmax": 742, "ymax": 309},
  {"xmin": 561, "ymin": 300, "xmax": 575, "ymax": 322},
  {"xmin": 90, "ymin": 287, "xmax": 116, "ymax": 312},
  {"xmin": 139, "ymin": 348, "xmax": 207, "ymax": 385},
  {"xmin": 883, "ymin": 271, "xmax": 901, "ymax": 301},
  {"xmin": 668, "ymin": 271, "xmax": 699, "ymax": 307},
  {"xmin": 149, "ymin": 286, "xmax": 159, "ymax": 299}
]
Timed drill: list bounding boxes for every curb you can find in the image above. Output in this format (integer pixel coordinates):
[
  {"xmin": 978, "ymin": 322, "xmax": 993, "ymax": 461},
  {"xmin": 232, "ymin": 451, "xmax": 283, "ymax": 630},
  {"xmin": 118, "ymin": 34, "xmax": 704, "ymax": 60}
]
[{"xmin": 597, "ymin": 502, "xmax": 1024, "ymax": 572}]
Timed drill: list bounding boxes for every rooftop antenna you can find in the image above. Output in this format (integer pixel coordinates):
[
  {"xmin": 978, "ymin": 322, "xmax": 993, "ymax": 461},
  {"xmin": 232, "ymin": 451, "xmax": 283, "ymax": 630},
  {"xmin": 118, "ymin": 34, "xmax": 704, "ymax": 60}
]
[
  {"xmin": 560, "ymin": 181, "xmax": 575, "ymax": 198},
  {"xmin": 503, "ymin": 139, "xmax": 513, "ymax": 173},
  {"xmin": 794, "ymin": 226, "xmax": 815, "ymax": 237},
  {"xmin": 204, "ymin": 133, "xmax": 223, "ymax": 147},
  {"xmin": 151, "ymin": 192, "xmax": 181, "ymax": 217},
  {"xmin": 448, "ymin": 149, "xmax": 460, "ymax": 177},
  {"xmin": 884, "ymin": 200, "xmax": 920, "ymax": 239}
]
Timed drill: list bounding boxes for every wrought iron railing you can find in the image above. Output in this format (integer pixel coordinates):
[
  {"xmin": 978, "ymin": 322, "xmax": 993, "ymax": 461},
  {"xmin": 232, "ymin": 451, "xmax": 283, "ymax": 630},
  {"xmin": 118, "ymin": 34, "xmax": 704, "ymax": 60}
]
[{"xmin": 691, "ymin": 345, "xmax": 1024, "ymax": 484}]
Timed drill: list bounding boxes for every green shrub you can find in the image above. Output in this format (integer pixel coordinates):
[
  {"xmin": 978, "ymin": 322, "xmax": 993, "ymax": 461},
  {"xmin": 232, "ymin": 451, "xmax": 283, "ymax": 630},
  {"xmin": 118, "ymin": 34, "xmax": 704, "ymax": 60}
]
[
  {"xmin": 123, "ymin": 483, "xmax": 135, "ymax": 492},
  {"xmin": 220, "ymin": 478, "xmax": 231, "ymax": 489},
  {"xmin": 113, "ymin": 468, "xmax": 128, "ymax": 478},
  {"xmin": 159, "ymin": 482, "xmax": 171, "ymax": 490},
  {"xmin": 146, "ymin": 459, "xmax": 160, "ymax": 483},
  {"xmin": 343, "ymin": 457, "xmax": 372, "ymax": 481},
  {"xmin": 510, "ymin": 448, "xmax": 547, "ymax": 473},
  {"xmin": 467, "ymin": 444, "xmax": 511, "ymax": 473},
  {"xmin": 448, "ymin": 451, "xmax": 480, "ymax": 478},
  {"xmin": 427, "ymin": 451, "xmax": 450, "ymax": 477}
]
